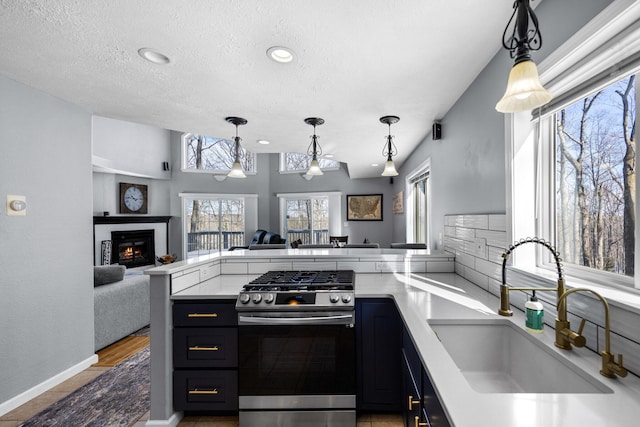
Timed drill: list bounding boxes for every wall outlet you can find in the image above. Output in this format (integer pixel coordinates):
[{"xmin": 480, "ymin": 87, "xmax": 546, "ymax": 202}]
[{"xmin": 472, "ymin": 237, "xmax": 487, "ymax": 258}]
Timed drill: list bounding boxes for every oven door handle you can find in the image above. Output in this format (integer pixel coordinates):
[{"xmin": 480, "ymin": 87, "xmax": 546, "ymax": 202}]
[{"xmin": 238, "ymin": 313, "xmax": 354, "ymax": 325}]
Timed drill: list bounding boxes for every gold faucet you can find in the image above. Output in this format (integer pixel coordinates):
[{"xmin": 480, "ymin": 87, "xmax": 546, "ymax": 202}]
[
  {"xmin": 558, "ymin": 288, "xmax": 627, "ymax": 378},
  {"xmin": 500, "ymin": 239, "xmax": 585, "ymax": 349}
]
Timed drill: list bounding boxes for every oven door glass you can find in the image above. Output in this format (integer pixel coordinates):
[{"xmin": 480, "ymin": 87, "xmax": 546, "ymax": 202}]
[{"xmin": 239, "ymin": 324, "xmax": 355, "ymax": 396}]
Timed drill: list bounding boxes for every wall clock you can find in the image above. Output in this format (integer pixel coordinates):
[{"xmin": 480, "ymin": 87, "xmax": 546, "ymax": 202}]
[{"xmin": 119, "ymin": 182, "xmax": 148, "ymax": 214}]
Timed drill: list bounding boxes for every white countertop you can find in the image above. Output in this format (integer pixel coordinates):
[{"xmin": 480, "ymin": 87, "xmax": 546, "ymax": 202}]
[{"xmin": 171, "ymin": 272, "xmax": 640, "ymax": 427}]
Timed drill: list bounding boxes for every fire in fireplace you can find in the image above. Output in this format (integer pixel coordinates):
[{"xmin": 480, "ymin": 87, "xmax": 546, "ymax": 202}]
[{"xmin": 110, "ymin": 229, "xmax": 156, "ymax": 268}]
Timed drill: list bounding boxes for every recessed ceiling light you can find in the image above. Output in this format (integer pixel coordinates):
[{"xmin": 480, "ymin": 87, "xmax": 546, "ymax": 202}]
[
  {"xmin": 324, "ymin": 154, "xmax": 334, "ymax": 158},
  {"xmin": 138, "ymin": 48, "xmax": 171, "ymax": 65},
  {"xmin": 371, "ymin": 163, "xmax": 379, "ymax": 167},
  {"xmin": 257, "ymin": 139, "xmax": 270, "ymax": 145},
  {"xmin": 267, "ymin": 46, "xmax": 294, "ymax": 63}
]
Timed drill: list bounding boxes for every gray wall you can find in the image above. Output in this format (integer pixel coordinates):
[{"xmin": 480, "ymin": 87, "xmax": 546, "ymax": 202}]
[
  {"xmin": 390, "ymin": 0, "xmax": 613, "ymax": 249},
  {"xmin": 0, "ymin": 76, "xmax": 94, "ymax": 403}
]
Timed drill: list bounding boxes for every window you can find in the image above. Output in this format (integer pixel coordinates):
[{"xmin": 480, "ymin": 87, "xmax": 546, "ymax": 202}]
[
  {"xmin": 284, "ymin": 198, "xmax": 329, "ymax": 244},
  {"xmin": 182, "ymin": 133, "xmax": 256, "ymax": 174},
  {"xmin": 279, "ymin": 153, "xmax": 340, "ymax": 173},
  {"xmin": 405, "ymin": 160, "xmax": 431, "ymax": 248},
  {"xmin": 509, "ymin": 1, "xmax": 640, "ymax": 290},
  {"xmin": 553, "ymin": 76, "xmax": 636, "ymax": 278},
  {"xmin": 179, "ymin": 193, "xmax": 258, "ymax": 258},
  {"xmin": 277, "ymin": 192, "xmax": 343, "ymax": 244}
]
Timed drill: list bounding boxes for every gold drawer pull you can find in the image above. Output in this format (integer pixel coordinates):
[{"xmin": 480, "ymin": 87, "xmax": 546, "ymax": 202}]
[
  {"xmin": 188, "ymin": 345, "xmax": 219, "ymax": 351},
  {"xmin": 187, "ymin": 313, "xmax": 218, "ymax": 318},
  {"xmin": 408, "ymin": 395, "xmax": 420, "ymax": 411},
  {"xmin": 414, "ymin": 416, "xmax": 428, "ymax": 427},
  {"xmin": 188, "ymin": 388, "xmax": 219, "ymax": 395}
]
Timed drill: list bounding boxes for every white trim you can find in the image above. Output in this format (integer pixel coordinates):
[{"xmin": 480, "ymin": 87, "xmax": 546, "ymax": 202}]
[
  {"xmin": 145, "ymin": 412, "xmax": 183, "ymax": 427},
  {"xmin": 0, "ymin": 354, "xmax": 98, "ymax": 416},
  {"xmin": 404, "ymin": 158, "xmax": 431, "ymax": 247},
  {"xmin": 277, "ymin": 192, "xmax": 343, "ymax": 239},
  {"xmin": 179, "ymin": 193, "xmax": 258, "ymax": 199},
  {"xmin": 276, "ymin": 191, "xmax": 342, "ymax": 198},
  {"xmin": 538, "ymin": 0, "xmax": 640, "ymax": 112}
]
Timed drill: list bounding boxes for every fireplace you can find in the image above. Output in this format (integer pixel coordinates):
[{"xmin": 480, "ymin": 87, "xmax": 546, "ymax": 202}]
[{"xmin": 111, "ymin": 229, "xmax": 156, "ymax": 268}]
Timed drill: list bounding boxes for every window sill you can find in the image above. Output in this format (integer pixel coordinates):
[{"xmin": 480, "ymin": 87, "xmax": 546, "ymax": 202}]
[{"xmin": 507, "ymin": 265, "xmax": 640, "ymax": 316}]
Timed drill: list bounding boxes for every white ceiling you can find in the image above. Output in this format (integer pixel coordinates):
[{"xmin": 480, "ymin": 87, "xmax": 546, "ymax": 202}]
[{"xmin": 0, "ymin": 0, "xmax": 519, "ymax": 178}]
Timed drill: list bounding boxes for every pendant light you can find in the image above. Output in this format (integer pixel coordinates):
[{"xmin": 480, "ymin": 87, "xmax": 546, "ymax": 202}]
[
  {"xmin": 495, "ymin": 0, "xmax": 552, "ymax": 113},
  {"xmin": 304, "ymin": 117, "xmax": 325, "ymax": 176},
  {"xmin": 380, "ymin": 115, "xmax": 399, "ymax": 177},
  {"xmin": 225, "ymin": 116, "xmax": 248, "ymax": 178}
]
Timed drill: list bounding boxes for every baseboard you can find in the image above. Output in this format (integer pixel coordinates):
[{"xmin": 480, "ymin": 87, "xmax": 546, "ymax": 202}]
[
  {"xmin": 0, "ymin": 353, "xmax": 99, "ymax": 417},
  {"xmin": 145, "ymin": 412, "xmax": 183, "ymax": 427}
]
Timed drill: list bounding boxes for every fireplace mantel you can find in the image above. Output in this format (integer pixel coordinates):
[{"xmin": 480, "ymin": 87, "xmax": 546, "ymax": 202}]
[{"xmin": 93, "ymin": 215, "xmax": 171, "ymax": 225}]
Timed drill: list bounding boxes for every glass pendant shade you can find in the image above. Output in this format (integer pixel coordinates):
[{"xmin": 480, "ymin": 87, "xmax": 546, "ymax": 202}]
[
  {"xmin": 225, "ymin": 117, "xmax": 248, "ymax": 179},
  {"xmin": 227, "ymin": 161, "xmax": 246, "ymax": 178},
  {"xmin": 496, "ymin": 61, "xmax": 553, "ymax": 113},
  {"xmin": 307, "ymin": 158, "xmax": 324, "ymax": 176},
  {"xmin": 382, "ymin": 159, "xmax": 399, "ymax": 176}
]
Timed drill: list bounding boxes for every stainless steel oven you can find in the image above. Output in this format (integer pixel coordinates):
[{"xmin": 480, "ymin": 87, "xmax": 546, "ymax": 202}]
[{"xmin": 236, "ymin": 271, "xmax": 356, "ymax": 427}]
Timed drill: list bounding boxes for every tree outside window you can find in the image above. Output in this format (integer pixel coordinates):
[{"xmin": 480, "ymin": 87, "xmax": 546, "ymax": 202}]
[
  {"xmin": 281, "ymin": 152, "xmax": 340, "ymax": 172},
  {"xmin": 555, "ymin": 75, "xmax": 636, "ymax": 277},
  {"xmin": 183, "ymin": 134, "xmax": 256, "ymax": 173},
  {"xmin": 185, "ymin": 197, "xmax": 245, "ymax": 257}
]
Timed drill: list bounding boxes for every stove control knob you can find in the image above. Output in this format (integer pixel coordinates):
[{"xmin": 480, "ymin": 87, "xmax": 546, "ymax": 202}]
[
  {"xmin": 264, "ymin": 293, "xmax": 275, "ymax": 304},
  {"xmin": 252, "ymin": 294, "xmax": 263, "ymax": 304},
  {"xmin": 330, "ymin": 294, "xmax": 340, "ymax": 303},
  {"xmin": 239, "ymin": 294, "xmax": 251, "ymax": 304},
  {"xmin": 342, "ymin": 294, "xmax": 352, "ymax": 304}
]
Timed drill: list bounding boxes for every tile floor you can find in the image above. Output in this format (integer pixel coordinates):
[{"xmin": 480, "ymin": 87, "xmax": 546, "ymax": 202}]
[{"xmin": 1, "ymin": 363, "xmax": 403, "ymax": 427}]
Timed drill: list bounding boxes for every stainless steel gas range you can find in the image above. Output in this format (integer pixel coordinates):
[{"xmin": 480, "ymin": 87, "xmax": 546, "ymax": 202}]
[{"xmin": 236, "ymin": 270, "xmax": 356, "ymax": 427}]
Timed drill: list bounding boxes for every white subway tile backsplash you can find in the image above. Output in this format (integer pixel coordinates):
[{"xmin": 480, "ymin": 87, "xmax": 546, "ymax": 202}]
[
  {"xmin": 461, "ymin": 214, "xmax": 489, "ymax": 230},
  {"xmin": 462, "ymin": 267, "xmax": 489, "ymax": 291},
  {"xmin": 455, "ymin": 251, "xmax": 475, "ymax": 269},
  {"xmin": 455, "ymin": 227, "xmax": 475, "ymax": 241},
  {"xmin": 475, "ymin": 257, "xmax": 502, "ymax": 282},
  {"xmin": 426, "ymin": 261, "xmax": 455, "ymax": 273},
  {"xmin": 475, "ymin": 229, "xmax": 507, "ymax": 248},
  {"xmin": 444, "ymin": 225, "xmax": 456, "ymax": 237},
  {"xmin": 489, "ymin": 214, "xmax": 506, "ymax": 231}
]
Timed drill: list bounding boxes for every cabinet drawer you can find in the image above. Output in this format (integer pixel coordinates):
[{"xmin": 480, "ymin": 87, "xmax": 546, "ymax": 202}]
[
  {"xmin": 173, "ymin": 300, "xmax": 237, "ymax": 327},
  {"xmin": 173, "ymin": 370, "xmax": 238, "ymax": 411},
  {"xmin": 173, "ymin": 327, "xmax": 238, "ymax": 368}
]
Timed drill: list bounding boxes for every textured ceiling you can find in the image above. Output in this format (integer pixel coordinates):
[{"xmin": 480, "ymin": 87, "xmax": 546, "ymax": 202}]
[{"xmin": 0, "ymin": 0, "xmax": 522, "ymax": 178}]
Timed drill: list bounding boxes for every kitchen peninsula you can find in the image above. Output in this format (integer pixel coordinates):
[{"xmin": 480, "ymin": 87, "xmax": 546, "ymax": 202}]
[{"xmin": 145, "ymin": 248, "xmax": 640, "ymax": 427}]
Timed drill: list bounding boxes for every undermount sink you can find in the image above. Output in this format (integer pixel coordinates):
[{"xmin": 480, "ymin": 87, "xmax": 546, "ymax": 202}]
[{"xmin": 428, "ymin": 318, "xmax": 613, "ymax": 394}]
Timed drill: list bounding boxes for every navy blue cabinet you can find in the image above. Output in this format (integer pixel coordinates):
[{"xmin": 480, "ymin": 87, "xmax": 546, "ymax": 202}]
[
  {"xmin": 172, "ymin": 299, "xmax": 238, "ymax": 412},
  {"xmin": 356, "ymin": 298, "xmax": 402, "ymax": 411},
  {"xmin": 402, "ymin": 325, "xmax": 451, "ymax": 427}
]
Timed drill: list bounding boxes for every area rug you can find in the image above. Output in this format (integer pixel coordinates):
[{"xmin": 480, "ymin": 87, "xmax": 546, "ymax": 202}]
[{"xmin": 20, "ymin": 347, "xmax": 150, "ymax": 427}]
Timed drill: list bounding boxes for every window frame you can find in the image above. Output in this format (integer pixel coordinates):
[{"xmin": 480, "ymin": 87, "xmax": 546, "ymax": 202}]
[
  {"xmin": 277, "ymin": 192, "xmax": 343, "ymax": 242},
  {"xmin": 404, "ymin": 158, "xmax": 431, "ymax": 248},
  {"xmin": 278, "ymin": 152, "xmax": 341, "ymax": 174},
  {"xmin": 181, "ymin": 132, "xmax": 257, "ymax": 176},
  {"xmin": 179, "ymin": 192, "xmax": 258, "ymax": 259},
  {"xmin": 507, "ymin": 0, "xmax": 640, "ymax": 291}
]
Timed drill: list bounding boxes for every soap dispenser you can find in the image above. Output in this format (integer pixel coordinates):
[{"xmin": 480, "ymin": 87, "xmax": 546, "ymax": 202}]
[{"xmin": 525, "ymin": 291, "xmax": 544, "ymax": 333}]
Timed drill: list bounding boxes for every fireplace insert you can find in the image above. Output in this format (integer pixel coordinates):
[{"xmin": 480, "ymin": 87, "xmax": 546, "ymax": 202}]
[{"xmin": 110, "ymin": 229, "xmax": 155, "ymax": 268}]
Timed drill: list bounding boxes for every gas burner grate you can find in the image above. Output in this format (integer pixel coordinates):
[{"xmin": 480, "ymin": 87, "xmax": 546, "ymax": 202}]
[{"xmin": 248, "ymin": 270, "xmax": 354, "ymax": 287}]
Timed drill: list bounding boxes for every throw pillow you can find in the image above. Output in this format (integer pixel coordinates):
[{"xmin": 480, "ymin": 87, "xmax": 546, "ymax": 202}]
[{"xmin": 94, "ymin": 265, "xmax": 126, "ymax": 287}]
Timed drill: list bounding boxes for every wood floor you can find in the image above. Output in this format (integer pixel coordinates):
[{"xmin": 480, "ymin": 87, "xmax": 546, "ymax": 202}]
[{"xmin": 93, "ymin": 335, "xmax": 150, "ymax": 367}]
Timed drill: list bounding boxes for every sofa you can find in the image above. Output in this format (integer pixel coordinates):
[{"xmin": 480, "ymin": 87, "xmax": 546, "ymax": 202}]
[{"xmin": 93, "ymin": 265, "xmax": 150, "ymax": 351}]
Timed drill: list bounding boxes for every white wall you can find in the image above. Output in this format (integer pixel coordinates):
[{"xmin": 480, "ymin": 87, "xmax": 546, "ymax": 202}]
[
  {"xmin": 92, "ymin": 115, "xmax": 172, "ymax": 179},
  {"xmin": 0, "ymin": 76, "xmax": 94, "ymax": 407}
]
